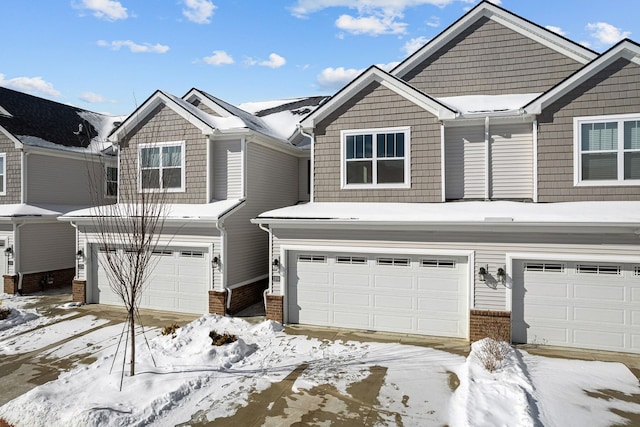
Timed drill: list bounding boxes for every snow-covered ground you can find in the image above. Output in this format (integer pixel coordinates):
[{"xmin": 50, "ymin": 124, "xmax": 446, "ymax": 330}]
[{"xmin": 0, "ymin": 294, "xmax": 638, "ymax": 426}]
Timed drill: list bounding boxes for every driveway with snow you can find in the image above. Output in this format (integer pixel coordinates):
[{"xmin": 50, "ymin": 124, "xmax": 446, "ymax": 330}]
[{"xmin": 0, "ymin": 292, "xmax": 639, "ymax": 426}]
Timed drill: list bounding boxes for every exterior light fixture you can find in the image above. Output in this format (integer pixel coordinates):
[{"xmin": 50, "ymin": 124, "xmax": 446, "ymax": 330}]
[
  {"xmin": 496, "ymin": 267, "xmax": 506, "ymax": 284},
  {"xmin": 212, "ymin": 256, "xmax": 220, "ymax": 268},
  {"xmin": 76, "ymin": 249, "xmax": 85, "ymax": 261},
  {"xmin": 4, "ymin": 246, "xmax": 13, "ymax": 257},
  {"xmin": 478, "ymin": 266, "xmax": 487, "ymax": 282},
  {"xmin": 272, "ymin": 258, "xmax": 280, "ymax": 272}
]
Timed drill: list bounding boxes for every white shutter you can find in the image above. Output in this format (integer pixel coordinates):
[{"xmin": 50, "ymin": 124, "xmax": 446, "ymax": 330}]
[
  {"xmin": 490, "ymin": 123, "xmax": 533, "ymax": 199},
  {"xmin": 445, "ymin": 125, "xmax": 485, "ymax": 200}
]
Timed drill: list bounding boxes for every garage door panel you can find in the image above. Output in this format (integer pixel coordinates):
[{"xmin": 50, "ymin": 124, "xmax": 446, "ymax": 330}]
[
  {"xmin": 574, "ymin": 284, "xmax": 624, "ymax": 301},
  {"xmin": 574, "ymin": 307, "xmax": 624, "ymax": 324},
  {"xmin": 574, "ymin": 329, "xmax": 625, "ymax": 349},
  {"xmin": 530, "ymin": 325, "xmax": 569, "ymax": 343},
  {"xmin": 632, "ymin": 289, "xmax": 640, "ymax": 302},
  {"xmin": 525, "ymin": 281, "xmax": 568, "ymax": 298},
  {"xmin": 289, "ymin": 251, "xmax": 468, "ymax": 338},
  {"xmin": 633, "ymin": 311, "xmax": 640, "ymax": 325},
  {"xmin": 525, "ymin": 304, "xmax": 568, "ymax": 321}
]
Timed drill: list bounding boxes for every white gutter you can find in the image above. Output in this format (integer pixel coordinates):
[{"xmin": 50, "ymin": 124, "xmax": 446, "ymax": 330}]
[
  {"xmin": 70, "ymin": 221, "xmax": 80, "ymax": 280},
  {"xmin": 206, "ymin": 137, "xmax": 211, "ymax": 203},
  {"xmin": 241, "ymin": 136, "xmax": 247, "ymax": 199},
  {"xmin": 20, "ymin": 150, "xmax": 27, "ymax": 204},
  {"xmin": 440, "ymin": 122, "xmax": 446, "ymax": 202},
  {"xmin": 258, "ymin": 223, "xmax": 274, "ymax": 316},
  {"xmin": 14, "ymin": 221, "xmax": 25, "ymax": 292},
  {"xmin": 484, "ymin": 116, "xmax": 490, "ymax": 201},
  {"xmin": 297, "ymin": 125, "xmax": 315, "ymax": 202}
]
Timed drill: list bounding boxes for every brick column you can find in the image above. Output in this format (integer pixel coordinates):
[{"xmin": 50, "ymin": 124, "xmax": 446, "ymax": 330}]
[
  {"xmin": 265, "ymin": 294, "xmax": 284, "ymax": 323},
  {"xmin": 469, "ymin": 309, "xmax": 511, "ymax": 342},
  {"xmin": 3, "ymin": 274, "xmax": 17, "ymax": 295},
  {"xmin": 209, "ymin": 290, "xmax": 227, "ymax": 315},
  {"xmin": 72, "ymin": 280, "xmax": 87, "ymax": 303}
]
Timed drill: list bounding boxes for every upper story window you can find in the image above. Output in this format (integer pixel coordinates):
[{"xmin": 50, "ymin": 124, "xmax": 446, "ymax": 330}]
[
  {"xmin": 0, "ymin": 153, "xmax": 5, "ymax": 195},
  {"xmin": 341, "ymin": 127, "xmax": 410, "ymax": 189},
  {"xmin": 106, "ymin": 166, "xmax": 118, "ymax": 197},
  {"xmin": 139, "ymin": 141, "xmax": 185, "ymax": 191},
  {"xmin": 575, "ymin": 114, "xmax": 640, "ymax": 186}
]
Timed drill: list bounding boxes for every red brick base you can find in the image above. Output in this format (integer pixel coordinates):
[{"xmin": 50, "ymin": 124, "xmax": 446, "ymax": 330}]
[
  {"xmin": 227, "ymin": 278, "xmax": 268, "ymax": 314},
  {"xmin": 3, "ymin": 275, "xmax": 17, "ymax": 294},
  {"xmin": 470, "ymin": 309, "xmax": 511, "ymax": 342},
  {"xmin": 209, "ymin": 290, "xmax": 227, "ymax": 315},
  {"xmin": 19, "ymin": 268, "xmax": 76, "ymax": 295},
  {"xmin": 265, "ymin": 294, "xmax": 284, "ymax": 323},
  {"xmin": 72, "ymin": 280, "xmax": 87, "ymax": 303}
]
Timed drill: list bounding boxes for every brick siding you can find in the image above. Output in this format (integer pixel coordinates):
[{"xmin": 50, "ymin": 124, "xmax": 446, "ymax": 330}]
[
  {"xmin": 469, "ymin": 309, "xmax": 511, "ymax": 342},
  {"xmin": 227, "ymin": 279, "xmax": 268, "ymax": 314},
  {"xmin": 72, "ymin": 280, "xmax": 86, "ymax": 303},
  {"xmin": 208, "ymin": 290, "xmax": 227, "ymax": 315},
  {"xmin": 12, "ymin": 268, "xmax": 76, "ymax": 295},
  {"xmin": 265, "ymin": 294, "xmax": 284, "ymax": 323},
  {"xmin": 3, "ymin": 275, "xmax": 17, "ymax": 294}
]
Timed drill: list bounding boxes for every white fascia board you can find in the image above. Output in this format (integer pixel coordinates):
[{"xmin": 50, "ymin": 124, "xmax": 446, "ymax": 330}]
[
  {"xmin": 525, "ymin": 42, "xmax": 640, "ymax": 114},
  {"xmin": 247, "ymin": 134, "xmax": 307, "ymax": 157},
  {"xmin": 182, "ymin": 89, "xmax": 233, "ymax": 117},
  {"xmin": 0, "ymin": 126, "xmax": 23, "ymax": 149},
  {"xmin": 109, "ymin": 92, "xmax": 214, "ymax": 142},
  {"xmin": 392, "ymin": 3, "xmax": 595, "ymax": 79},
  {"xmin": 21, "ymin": 144, "xmax": 106, "ymax": 163}
]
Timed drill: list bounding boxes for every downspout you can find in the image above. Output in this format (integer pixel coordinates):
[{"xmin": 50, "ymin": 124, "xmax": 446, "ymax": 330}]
[
  {"xmin": 484, "ymin": 116, "xmax": 490, "ymax": 201},
  {"xmin": 532, "ymin": 120, "xmax": 539, "ymax": 203},
  {"xmin": 241, "ymin": 136, "xmax": 247, "ymax": 199},
  {"xmin": 14, "ymin": 221, "xmax": 25, "ymax": 293},
  {"xmin": 440, "ymin": 122, "xmax": 446, "ymax": 202},
  {"xmin": 258, "ymin": 223, "xmax": 272, "ymax": 314},
  {"xmin": 297, "ymin": 125, "xmax": 315, "ymax": 202},
  {"xmin": 214, "ymin": 200, "xmax": 246, "ymax": 311},
  {"xmin": 70, "ymin": 221, "xmax": 79, "ymax": 280},
  {"xmin": 20, "ymin": 150, "xmax": 29, "ymax": 204}
]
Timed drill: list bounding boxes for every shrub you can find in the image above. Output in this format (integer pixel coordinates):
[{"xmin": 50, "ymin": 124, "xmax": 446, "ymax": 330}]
[
  {"xmin": 0, "ymin": 308, "xmax": 11, "ymax": 320},
  {"xmin": 0, "ymin": 418, "xmax": 15, "ymax": 427},
  {"xmin": 209, "ymin": 330, "xmax": 237, "ymax": 346},
  {"xmin": 161, "ymin": 323, "xmax": 180, "ymax": 338},
  {"xmin": 475, "ymin": 338, "xmax": 511, "ymax": 373}
]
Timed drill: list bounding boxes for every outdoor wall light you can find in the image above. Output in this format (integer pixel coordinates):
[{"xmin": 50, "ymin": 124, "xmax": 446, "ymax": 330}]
[
  {"xmin": 272, "ymin": 258, "xmax": 280, "ymax": 272},
  {"xmin": 212, "ymin": 256, "xmax": 220, "ymax": 268},
  {"xmin": 4, "ymin": 246, "xmax": 13, "ymax": 257},
  {"xmin": 496, "ymin": 267, "xmax": 506, "ymax": 284},
  {"xmin": 76, "ymin": 249, "xmax": 85, "ymax": 261},
  {"xmin": 478, "ymin": 266, "xmax": 487, "ymax": 282}
]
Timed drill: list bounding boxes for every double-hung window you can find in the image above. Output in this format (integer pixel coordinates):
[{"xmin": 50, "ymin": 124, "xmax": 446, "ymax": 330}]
[
  {"xmin": 139, "ymin": 141, "xmax": 185, "ymax": 191},
  {"xmin": 341, "ymin": 127, "xmax": 410, "ymax": 188},
  {"xmin": 106, "ymin": 166, "xmax": 118, "ymax": 197},
  {"xmin": 575, "ymin": 114, "xmax": 640, "ymax": 185}
]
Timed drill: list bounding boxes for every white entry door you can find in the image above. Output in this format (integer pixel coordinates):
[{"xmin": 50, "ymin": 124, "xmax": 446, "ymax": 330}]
[
  {"xmin": 288, "ymin": 251, "xmax": 469, "ymax": 338},
  {"xmin": 512, "ymin": 260, "xmax": 640, "ymax": 353},
  {"xmin": 92, "ymin": 246, "xmax": 210, "ymax": 314}
]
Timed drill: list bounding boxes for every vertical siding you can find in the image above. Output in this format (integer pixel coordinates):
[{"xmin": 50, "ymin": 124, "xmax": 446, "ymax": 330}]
[
  {"xmin": 314, "ymin": 82, "xmax": 442, "ymax": 202},
  {"xmin": 224, "ymin": 142, "xmax": 298, "ymax": 286},
  {"xmin": 0, "ymin": 133, "xmax": 22, "ymax": 204},
  {"xmin": 118, "ymin": 104, "xmax": 208, "ymax": 204},
  {"xmin": 270, "ymin": 228, "xmax": 640, "ymax": 311},
  {"xmin": 445, "ymin": 125, "xmax": 485, "ymax": 199},
  {"xmin": 402, "ymin": 17, "xmax": 583, "ymax": 97},
  {"xmin": 538, "ymin": 58, "xmax": 640, "ymax": 201},
  {"xmin": 212, "ymin": 139, "xmax": 242, "ymax": 200},
  {"xmin": 490, "ymin": 123, "xmax": 533, "ymax": 199},
  {"xmin": 20, "ymin": 222, "xmax": 75, "ymax": 272}
]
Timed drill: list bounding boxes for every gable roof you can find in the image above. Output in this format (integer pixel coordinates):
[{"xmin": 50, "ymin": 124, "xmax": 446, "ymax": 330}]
[
  {"xmin": 392, "ymin": 0, "xmax": 597, "ymax": 79},
  {"xmin": 299, "ymin": 66, "xmax": 457, "ymax": 130},
  {"xmin": 525, "ymin": 39, "xmax": 640, "ymax": 114},
  {"xmin": 0, "ymin": 87, "xmax": 119, "ymax": 152}
]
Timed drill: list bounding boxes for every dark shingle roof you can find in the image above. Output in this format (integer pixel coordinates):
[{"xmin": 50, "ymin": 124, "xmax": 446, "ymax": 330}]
[
  {"xmin": 252, "ymin": 96, "xmax": 329, "ymax": 117},
  {"xmin": 0, "ymin": 87, "xmax": 101, "ymax": 148}
]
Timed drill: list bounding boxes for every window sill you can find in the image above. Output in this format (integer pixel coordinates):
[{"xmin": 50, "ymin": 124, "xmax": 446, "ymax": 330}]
[
  {"xmin": 341, "ymin": 183, "xmax": 411, "ymax": 190},
  {"xmin": 574, "ymin": 180, "xmax": 640, "ymax": 187}
]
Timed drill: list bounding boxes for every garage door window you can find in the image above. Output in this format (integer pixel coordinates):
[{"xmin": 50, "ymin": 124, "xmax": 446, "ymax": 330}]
[
  {"xmin": 524, "ymin": 262, "xmax": 565, "ymax": 273},
  {"xmin": 577, "ymin": 264, "xmax": 621, "ymax": 275},
  {"xmin": 635, "ymin": 267, "xmax": 640, "ymax": 276},
  {"xmin": 298, "ymin": 255, "xmax": 326, "ymax": 263},
  {"xmin": 181, "ymin": 250, "xmax": 204, "ymax": 258},
  {"xmin": 377, "ymin": 257, "xmax": 410, "ymax": 267},
  {"xmin": 336, "ymin": 256, "xmax": 367, "ymax": 265},
  {"xmin": 152, "ymin": 249, "xmax": 173, "ymax": 256},
  {"xmin": 421, "ymin": 259, "xmax": 456, "ymax": 268}
]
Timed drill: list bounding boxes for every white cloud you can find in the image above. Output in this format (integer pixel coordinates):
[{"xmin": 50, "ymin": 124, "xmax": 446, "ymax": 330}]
[
  {"xmin": 75, "ymin": 0, "xmax": 128, "ymax": 21},
  {"xmin": 259, "ymin": 53, "xmax": 286, "ymax": 68},
  {"xmin": 402, "ymin": 36, "xmax": 429, "ymax": 56},
  {"xmin": 336, "ymin": 13, "xmax": 407, "ymax": 35},
  {"xmin": 545, "ymin": 25, "xmax": 567, "ymax": 37},
  {"xmin": 426, "ymin": 16, "xmax": 439, "ymax": 28},
  {"xmin": 290, "ymin": 0, "xmax": 454, "ymax": 18},
  {"xmin": 203, "ymin": 50, "xmax": 234, "ymax": 66},
  {"xmin": 97, "ymin": 40, "xmax": 170, "ymax": 54},
  {"xmin": 0, "ymin": 74, "xmax": 61, "ymax": 97},
  {"xmin": 587, "ymin": 22, "xmax": 630, "ymax": 45},
  {"xmin": 79, "ymin": 92, "xmax": 106, "ymax": 103},
  {"xmin": 316, "ymin": 61, "xmax": 398, "ymax": 90},
  {"xmin": 182, "ymin": 0, "xmax": 216, "ymax": 24}
]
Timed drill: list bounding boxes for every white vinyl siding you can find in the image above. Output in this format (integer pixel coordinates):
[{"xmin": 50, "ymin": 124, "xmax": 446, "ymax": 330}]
[
  {"xmin": 445, "ymin": 125, "xmax": 486, "ymax": 199},
  {"xmin": 490, "ymin": 123, "xmax": 534, "ymax": 199},
  {"xmin": 212, "ymin": 139, "xmax": 242, "ymax": 200},
  {"xmin": 0, "ymin": 153, "xmax": 5, "ymax": 195}
]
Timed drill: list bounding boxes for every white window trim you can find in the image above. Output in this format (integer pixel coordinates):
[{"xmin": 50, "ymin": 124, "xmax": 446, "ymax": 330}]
[
  {"xmin": 138, "ymin": 141, "xmax": 186, "ymax": 193},
  {"xmin": 340, "ymin": 127, "xmax": 411, "ymax": 189},
  {"xmin": 0, "ymin": 153, "xmax": 5, "ymax": 196},
  {"xmin": 105, "ymin": 165, "xmax": 118, "ymax": 198},
  {"xmin": 573, "ymin": 113, "xmax": 640, "ymax": 186}
]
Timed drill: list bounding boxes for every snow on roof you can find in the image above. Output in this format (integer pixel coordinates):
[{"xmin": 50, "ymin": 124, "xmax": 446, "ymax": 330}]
[
  {"xmin": 256, "ymin": 201, "xmax": 640, "ymax": 226},
  {"xmin": 437, "ymin": 93, "xmax": 541, "ymax": 116},
  {"xmin": 62, "ymin": 199, "xmax": 244, "ymax": 222},
  {"xmin": 0, "ymin": 204, "xmax": 91, "ymax": 219}
]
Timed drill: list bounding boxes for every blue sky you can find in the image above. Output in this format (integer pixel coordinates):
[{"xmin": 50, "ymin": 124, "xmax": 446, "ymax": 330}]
[{"xmin": 0, "ymin": 0, "xmax": 636, "ymax": 116}]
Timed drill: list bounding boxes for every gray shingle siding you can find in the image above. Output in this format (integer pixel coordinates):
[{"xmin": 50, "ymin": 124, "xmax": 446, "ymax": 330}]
[
  {"xmin": 119, "ymin": 104, "xmax": 208, "ymax": 204},
  {"xmin": 314, "ymin": 82, "xmax": 441, "ymax": 202},
  {"xmin": 0, "ymin": 133, "xmax": 22, "ymax": 204},
  {"xmin": 537, "ymin": 58, "xmax": 640, "ymax": 201},
  {"xmin": 403, "ymin": 17, "xmax": 583, "ymax": 96}
]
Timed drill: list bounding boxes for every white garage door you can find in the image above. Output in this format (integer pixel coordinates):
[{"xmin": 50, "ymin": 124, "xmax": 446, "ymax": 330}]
[
  {"xmin": 288, "ymin": 251, "xmax": 468, "ymax": 338},
  {"xmin": 93, "ymin": 246, "xmax": 210, "ymax": 314},
  {"xmin": 512, "ymin": 260, "xmax": 640, "ymax": 353}
]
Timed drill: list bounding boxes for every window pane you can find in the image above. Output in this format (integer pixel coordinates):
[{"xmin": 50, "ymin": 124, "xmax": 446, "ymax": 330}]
[
  {"xmin": 582, "ymin": 153, "xmax": 617, "ymax": 180},
  {"xmin": 106, "ymin": 167, "xmax": 117, "ymax": 181},
  {"xmin": 346, "ymin": 136, "xmax": 355, "ymax": 159},
  {"xmin": 364, "ymin": 134, "xmax": 372, "ymax": 158},
  {"xmin": 0, "ymin": 157, "xmax": 4, "ymax": 172},
  {"xmin": 163, "ymin": 167, "xmax": 182, "ymax": 188},
  {"xmin": 582, "ymin": 122, "xmax": 617, "ymax": 151},
  {"xmin": 377, "ymin": 159, "xmax": 405, "ymax": 183},
  {"xmin": 396, "ymin": 133, "xmax": 404, "ymax": 157},
  {"xmin": 107, "ymin": 182, "xmax": 118, "ymax": 197},
  {"xmin": 0, "ymin": 176, "xmax": 4, "ymax": 192},
  {"xmin": 624, "ymin": 152, "xmax": 640, "ymax": 179},
  {"xmin": 624, "ymin": 121, "xmax": 640, "ymax": 149},
  {"xmin": 355, "ymin": 135, "xmax": 363, "ymax": 158},
  {"xmin": 141, "ymin": 147, "xmax": 160, "ymax": 167},
  {"xmin": 141, "ymin": 169, "xmax": 160, "ymax": 188},
  {"xmin": 162, "ymin": 146, "xmax": 182, "ymax": 167},
  {"xmin": 377, "ymin": 134, "xmax": 385, "ymax": 158},
  {"xmin": 346, "ymin": 160, "xmax": 372, "ymax": 184},
  {"xmin": 386, "ymin": 134, "xmax": 395, "ymax": 157}
]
